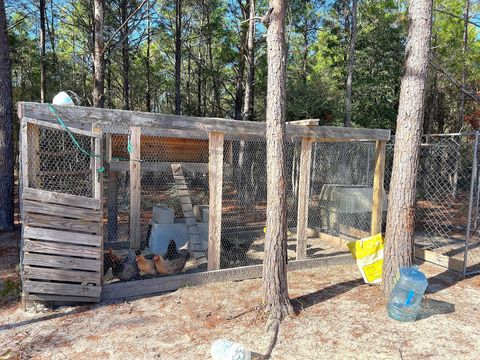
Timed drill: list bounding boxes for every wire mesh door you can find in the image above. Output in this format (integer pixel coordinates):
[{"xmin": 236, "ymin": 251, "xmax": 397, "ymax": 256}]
[{"xmin": 20, "ymin": 118, "xmax": 103, "ymax": 303}]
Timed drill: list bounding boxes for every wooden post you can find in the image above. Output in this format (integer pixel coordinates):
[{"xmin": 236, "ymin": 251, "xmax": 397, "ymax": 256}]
[
  {"xmin": 296, "ymin": 138, "xmax": 313, "ymax": 260},
  {"xmin": 208, "ymin": 132, "xmax": 224, "ymax": 271},
  {"xmin": 105, "ymin": 134, "xmax": 118, "ymax": 243},
  {"xmin": 130, "ymin": 127, "xmax": 141, "ymax": 250},
  {"xmin": 20, "ymin": 119, "xmax": 29, "ymax": 309},
  {"xmin": 371, "ymin": 140, "xmax": 386, "ymax": 236},
  {"xmin": 92, "ymin": 126, "xmax": 104, "ymax": 280},
  {"xmin": 27, "ymin": 123, "xmax": 41, "ymax": 189}
]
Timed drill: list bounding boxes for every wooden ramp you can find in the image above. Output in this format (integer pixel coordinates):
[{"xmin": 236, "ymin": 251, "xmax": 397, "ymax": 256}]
[{"xmin": 21, "ymin": 188, "xmax": 103, "ymax": 303}]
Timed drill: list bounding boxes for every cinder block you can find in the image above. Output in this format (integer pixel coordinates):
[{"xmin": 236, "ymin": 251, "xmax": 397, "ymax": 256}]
[
  {"xmin": 193, "ymin": 205, "xmax": 209, "ymax": 222},
  {"xmin": 152, "ymin": 204, "xmax": 175, "ymax": 224}
]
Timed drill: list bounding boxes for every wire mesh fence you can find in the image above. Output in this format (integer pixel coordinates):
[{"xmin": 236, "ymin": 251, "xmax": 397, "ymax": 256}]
[{"xmin": 385, "ymin": 134, "xmax": 480, "ymax": 275}]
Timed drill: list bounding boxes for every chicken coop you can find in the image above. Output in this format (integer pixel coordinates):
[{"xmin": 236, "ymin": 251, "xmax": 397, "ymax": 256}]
[{"xmin": 17, "ymin": 102, "xmax": 390, "ymax": 305}]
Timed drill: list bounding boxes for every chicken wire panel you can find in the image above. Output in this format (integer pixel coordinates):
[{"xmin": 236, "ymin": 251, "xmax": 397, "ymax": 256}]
[
  {"xmin": 26, "ymin": 124, "xmax": 95, "ymax": 198},
  {"xmin": 413, "ymin": 136, "xmax": 472, "ymax": 253},
  {"xmin": 307, "ymin": 141, "xmax": 377, "ymax": 257},
  {"xmin": 102, "ymin": 125, "xmax": 210, "ymax": 284},
  {"xmin": 220, "ymin": 140, "xmax": 300, "ymax": 269}
]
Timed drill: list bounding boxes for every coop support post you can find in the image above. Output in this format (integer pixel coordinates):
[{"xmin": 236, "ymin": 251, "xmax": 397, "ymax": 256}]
[
  {"xmin": 208, "ymin": 131, "xmax": 224, "ymax": 270},
  {"xmin": 27, "ymin": 123, "xmax": 41, "ymax": 189},
  {"xmin": 371, "ymin": 140, "xmax": 386, "ymax": 236},
  {"xmin": 91, "ymin": 126, "xmax": 104, "ymax": 283},
  {"xmin": 20, "ymin": 118, "xmax": 29, "ymax": 309},
  {"xmin": 296, "ymin": 137, "xmax": 313, "ymax": 260},
  {"xmin": 105, "ymin": 134, "xmax": 118, "ymax": 243},
  {"xmin": 130, "ymin": 126, "xmax": 141, "ymax": 250}
]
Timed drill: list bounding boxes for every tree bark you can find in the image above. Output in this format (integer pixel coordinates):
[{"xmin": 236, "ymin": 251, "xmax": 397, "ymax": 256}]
[
  {"xmin": 459, "ymin": 0, "xmax": 470, "ymax": 131},
  {"xmin": 0, "ymin": 0, "xmax": 14, "ymax": 231},
  {"xmin": 93, "ymin": 0, "xmax": 105, "ymax": 108},
  {"xmin": 175, "ymin": 0, "xmax": 182, "ymax": 115},
  {"xmin": 234, "ymin": 2, "xmax": 247, "ymax": 120},
  {"xmin": 343, "ymin": 0, "xmax": 357, "ymax": 127},
  {"xmin": 243, "ymin": 0, "xmax": 255, "ymax": 121},
  {"xmin": 262, "ymin": 0, "xmax": 293, "ymax": 321},
  {"xmin": 121, "ymin": 0, "xmax": 130, "ymax": 110},
  {"xmin": 382, "ymin": 0, "xmax": 433, "ymax": 295},
  {"xmin": 40, "ymin": 0, "xmax": 47, "ymax": 103},
  {"xmin": 145, "ymin": 0, "xmax": 151, "ymax": 112}
]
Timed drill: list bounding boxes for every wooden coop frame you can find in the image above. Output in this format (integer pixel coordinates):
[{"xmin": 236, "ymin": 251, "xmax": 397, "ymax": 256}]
[{"xmin": 18, "ymin": 102, "xmax": 390, "ymax": 303}]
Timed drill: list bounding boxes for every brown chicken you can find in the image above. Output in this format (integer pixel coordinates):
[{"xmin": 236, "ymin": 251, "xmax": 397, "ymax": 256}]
[
  {"xmin": 153, "ymin": 241, "xmax": 189, "ymax": 275},
  {"xmin": 135, "ymin": 255, "xmax": 157, "ymax": 275}
]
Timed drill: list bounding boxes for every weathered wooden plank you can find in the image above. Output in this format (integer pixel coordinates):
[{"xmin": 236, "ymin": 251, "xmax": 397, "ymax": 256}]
[
  {"xmin": 296, "ymin": 138, "xmax": 313, "ymax": 260},
  {"xmin": 23, "ymin": 239, "xmax": 101, "ymax": 259},
  {"xmin": 24, "ymin": 280, "xmax": 101, "ymax": 297},
  {"xmin": 101, "ymin": 253, "xmax": 354, "ymax": 301},
  {"xmin": 23, "ymin": 116, "xmax": 102, "ymax": 138},
  {"xmin": 23, "ymin": 253, "xmax": 101, "ymax": 272},
  {"xmin": 25, "ymin": 293, "xmax": 99, "ymax": 303},
  {"xmin": 23, "ymin": 265, "xmax": 100, "ymax": 284},
  {"xmin": 286, "ymin": 119, "xmax": 320, "ymax": 126},
  {"xmin": 208, "ymin": 132, "xmax": 224, "ymax": 271},
  {"xmin": 414, "ymin": 247, "xmax": 464, "ymax": 273},
  {"xmin": 340, "ymin": 225, "xmax": 370, "ymax": 240},
  {"xmin": 371, "ymin": 140, "xmax": 386, "ymax": 236},
  {"xmin": 22, "ymin": 199, "xmax": 101, "ymax": 222},
  {"xmin": 20, "ymin": 102, "xmax": 391, "ymax": 141},
  {"xmin": 130, "ymin": 126, "xmax": 141, "ymax": 250},
  {"xmin": 23, "ymin": 187, "xmax": 101, "ymax": 210},
  {"xmin": 24, "ymin": 212, "xmax": 102, "ymax": 234},
  {"xmin": 24, "ymin": 226, "xmax": 102, "ymax": 247}
]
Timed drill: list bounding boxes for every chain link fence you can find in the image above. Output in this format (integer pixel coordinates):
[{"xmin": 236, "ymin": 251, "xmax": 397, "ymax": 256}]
[{"xmin": 386, "ymin": 134, "xmax": 480, "ymax": 275}]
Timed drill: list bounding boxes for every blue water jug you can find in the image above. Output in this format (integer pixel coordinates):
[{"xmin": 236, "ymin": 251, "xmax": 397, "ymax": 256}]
[{"xmin": 387, "ymin": 265, "xmax": 428, "ymax": 322}]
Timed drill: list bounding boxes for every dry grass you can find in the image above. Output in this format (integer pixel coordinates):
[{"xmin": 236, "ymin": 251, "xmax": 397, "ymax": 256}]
[{"xmin": 1, "ymin": 262, "xmax": 479, "ymax": 359}]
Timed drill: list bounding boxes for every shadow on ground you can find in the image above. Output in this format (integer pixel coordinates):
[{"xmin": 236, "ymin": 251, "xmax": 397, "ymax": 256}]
[
  {"xmin": 291, "ymin": 278, "xmax": 364, "ymax": 313},
  {"xmin": 417, "ymin": 298, "xmax": 455, "ymax": 320}
]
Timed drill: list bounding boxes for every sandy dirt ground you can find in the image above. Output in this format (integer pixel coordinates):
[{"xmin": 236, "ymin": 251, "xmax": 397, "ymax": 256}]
[{"xmin": 1, "ymin": 262, "xmax": 480, "ymax": 360}]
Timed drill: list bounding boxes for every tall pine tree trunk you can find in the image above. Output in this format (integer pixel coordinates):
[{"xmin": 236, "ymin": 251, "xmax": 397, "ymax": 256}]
[
  {"xmin": 243, "ymin": 0, "xmax": 255, "ymax": 121},
  {"xmin": 234, "ymin": 3, "xmax": 247, "ymax": 120},
  {"xmin": 459, "ymin": 0, "xmax": 470, "ymax": 131},
  {"xmin": 382, "ymin": 0, "xmax": 433, "ymax": 294},
  {"xmin": 145, "ymin": 0, "xmax": 151, "ymax": 112},
  {"xmin": 343, "ymin": 0, "xmax": 357, "ymax": 127},
  {"xmin": 40, "ymin": 0, "xmax": 47, "ymax": 102},
  {"xmin": 263, "ymin": 0, "xmax": 293, "ymax": 321},
  {"xmin": 121, "ymin": 0, "xmax": 130, "ymax": 110},
  {"xmin": 175, "ymin": 0, "xmax": 182, "ymax": 115},
  {"xmin": 93, "ymin": 0, "xmax": 104, "ymax": 108},
  {"xmin": 0, "ymin": 0, "xmax": 14, "ymax": 231}
]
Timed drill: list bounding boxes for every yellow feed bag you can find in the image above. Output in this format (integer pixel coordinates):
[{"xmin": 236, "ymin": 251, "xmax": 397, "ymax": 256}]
[{"xmin": 347, "ymin": 233, "xmax": 384, "ymax": 284}]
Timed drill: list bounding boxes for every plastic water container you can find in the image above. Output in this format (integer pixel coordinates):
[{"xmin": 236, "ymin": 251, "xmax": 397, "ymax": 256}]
[
  {"xmin": 211, "ymin": 340, "xmax": 251, "ymax": 360},
  {"xmin": 387, "ymin": 265, "xmax": 428, "ymax": 322}
]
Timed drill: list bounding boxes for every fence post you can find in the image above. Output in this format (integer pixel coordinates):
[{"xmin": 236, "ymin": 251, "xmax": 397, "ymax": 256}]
[
  {"xmin": 27, "ymin": 123, "xmax": 41, "ymax": 189},
  {"xmin": 130, "ymin": 126, "xmax": 141, "ymax": 250},
  {"xmin": 92, "ymin": 126, "xmax": 104, "ymax": 280},
  {"xmin": 208, "ymin": 131, "xmax": 224, "ymax": 271},
  {"xmin": 371, "ymin": 140, "xmax": 386, "ymax": 236},
  {"xmin": 464, "ymin": 131, "xmax": 479, "ymax": 275},
  {"xmin": 296, "ymin": 137, "xmax": 313, "ymax": 260}
]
